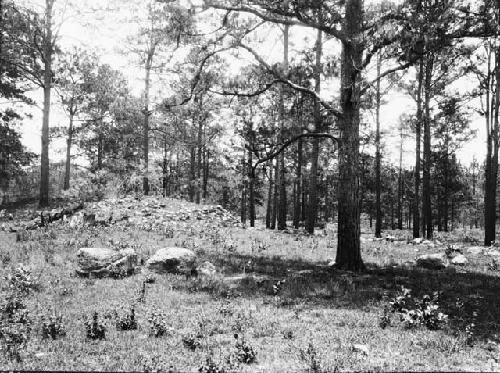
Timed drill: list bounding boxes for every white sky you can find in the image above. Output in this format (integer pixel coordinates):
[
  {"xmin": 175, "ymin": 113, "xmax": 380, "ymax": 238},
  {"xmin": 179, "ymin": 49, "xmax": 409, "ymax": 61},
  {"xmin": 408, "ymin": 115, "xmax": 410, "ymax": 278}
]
[{"xmin": 16, "ymin": 0, "xmax": 487, "ymax": 169}]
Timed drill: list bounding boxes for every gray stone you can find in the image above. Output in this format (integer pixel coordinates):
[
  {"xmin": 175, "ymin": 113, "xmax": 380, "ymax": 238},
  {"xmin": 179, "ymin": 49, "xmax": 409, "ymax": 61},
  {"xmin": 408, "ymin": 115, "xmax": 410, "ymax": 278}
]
[
  {"xmin": 196, "ymin": 261, "xmax": 217, "ymax": 277},
  {"xmin": 451, "ymin": 254, "xmax": 468, "ymax": 266},
  {"xmin": 467, "ymin": 246, "xmax": 483, "ymax": 256},
  {"xmin": 146, "ymin": 247, "xmax": 196, "ymax": 274},
  {"xmin": 415, "ymin": 253, "xmax": 448, "ymax": 270},
  {"xmin": 76, "ymin": 247, "xmax": 138, "ymax": 277},
  {"xmin": 352, "ymin": 344, "xmax": 369, "ymax": 355}
]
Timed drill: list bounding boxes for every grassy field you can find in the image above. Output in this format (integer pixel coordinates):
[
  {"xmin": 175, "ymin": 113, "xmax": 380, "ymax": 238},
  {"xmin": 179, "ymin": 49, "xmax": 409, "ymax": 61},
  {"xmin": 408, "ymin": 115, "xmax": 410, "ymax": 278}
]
[{"xmin": 1, "ymin": 199, "xmax": 500, "ymax": 372}]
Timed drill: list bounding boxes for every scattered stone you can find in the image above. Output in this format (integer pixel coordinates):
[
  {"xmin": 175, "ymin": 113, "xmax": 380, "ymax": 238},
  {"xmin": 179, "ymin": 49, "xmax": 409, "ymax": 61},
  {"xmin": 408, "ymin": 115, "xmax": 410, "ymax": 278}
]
[
  {"xmin": 415, "ymin": 253, "xmax": 448, "ymax": 270},
  {"xmin": 196, "ymin": 261, "xmax": 217, "ymax": 277},
  {"xmin": 352, "ymin": 344, "xmax": 369, "ymax": 356},
  {"xmin": 467, "ymin": 246, "xmax": 483, "ymax": 256},
  {"xmin": 146, "ymin": 247, "xmax": 196, "ymax": 274},
  {"xmin": 451, "ymin": 254, "xmax": 468, "ymax": 266},
  {"xmin": 76, "ymin": 247, "xmax": 138, "ymax": 278}
]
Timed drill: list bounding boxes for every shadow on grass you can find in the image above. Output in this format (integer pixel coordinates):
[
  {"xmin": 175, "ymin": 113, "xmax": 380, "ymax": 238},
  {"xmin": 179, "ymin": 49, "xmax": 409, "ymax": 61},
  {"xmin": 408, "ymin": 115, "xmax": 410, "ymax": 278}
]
[{"xmin": 191, "ymin": 251, "xmax": 500, "ymax": 342}]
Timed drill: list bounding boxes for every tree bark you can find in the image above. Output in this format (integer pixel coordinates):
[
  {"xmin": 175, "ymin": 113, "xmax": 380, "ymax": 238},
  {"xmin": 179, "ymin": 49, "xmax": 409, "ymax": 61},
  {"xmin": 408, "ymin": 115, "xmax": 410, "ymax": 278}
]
[
  {"xmin": 203, "ymin": 147, "xmax": 209, "ymax": 199},
  {"xmin": 413, "ymin": 58, "xmax": 424, "ymax": 238},
  {"xmin": 196, "ymin": 117, "xmax": 203, "ymax": 204},
  {"xmin": 39, "ymin": 0, "xmax": 54, "ymax": 207},
  {"xmin": 266, "ymin": 162, "xmax": 273, "ymax": 229},
  {"xmin": 241, "ymin": 157, "xmax": 247, "ymax": 225},
  {"xmin": 334, "ymin": 0, "xmax": 364, "ymax": 271},
  {"xmin": 277, "ymin": 24, "xmax": 289, "ymax": 230},
  {"xmin": 189, "ymin": 146, "xmax": 195, "ymax": 202},
  {"xmin": 306, "ymin": 28, "xmax": 323, "ymax": 235},
  {"xmin": 375, "ymin": 52, "xmax": 382, "ymax": 238},
  {"xmin": 485, "ymin": 41, "xmax": 500, "ymax": 246},
  {"xmin": 143, "ymin": 52, "xmax": 153, "ymax": 196},
  {"xmin": 63, "ymin": 112, "xmax": 74, "ymax": 190},
  {"xmin": 293, "ymin": 137, "xmax": 303, "ymax": 229},
  {"xmin": 397, "ymin": 122, "xmax": 403, "ymax": 230},
  {"xmin": 422, "ymin": 53, "xmax": 434, "ymax": 239}
]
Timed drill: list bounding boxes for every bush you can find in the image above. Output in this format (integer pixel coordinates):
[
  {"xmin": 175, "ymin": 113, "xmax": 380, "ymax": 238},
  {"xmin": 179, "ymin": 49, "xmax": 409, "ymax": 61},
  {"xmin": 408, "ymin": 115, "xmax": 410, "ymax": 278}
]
[
  {"xmin": 148, "ymin": 310, "xmax": 170, "ymax": 338},
  {"xmin": 233, "ymin": 334, "xmax": 257, "ymax": 364},
  {"xmin": 41, "ymin": 313, "xmax": 66, "ymax": 340},
  {"xmin": 84, "ymin": 312, "xmax": 106, "ymax": 340},
  {"xmin": 198, "ymin": 357, "xmax": 226, "ymax": 373},
  {"xmin": 5, "ymin": 265, "xmax": 41, "ymax": 294},
  {"xmin": 115, "ymin": 307, "xmax": 137, "ymax": 331},
  {"xmin": 382, "ymin": 286, "xmax": 448, "ymax": 330}
]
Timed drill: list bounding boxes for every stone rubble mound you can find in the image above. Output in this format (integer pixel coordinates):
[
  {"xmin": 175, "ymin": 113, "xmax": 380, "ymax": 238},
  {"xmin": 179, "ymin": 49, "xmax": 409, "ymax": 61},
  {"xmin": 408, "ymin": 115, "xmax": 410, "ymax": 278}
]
[
  {"xmin": 82, "ymin": 196, "xmax": 241, "ymax": 230},
  {"xmin": 1, "ymin": 196, "xmax": 240, "ymax": 232}
]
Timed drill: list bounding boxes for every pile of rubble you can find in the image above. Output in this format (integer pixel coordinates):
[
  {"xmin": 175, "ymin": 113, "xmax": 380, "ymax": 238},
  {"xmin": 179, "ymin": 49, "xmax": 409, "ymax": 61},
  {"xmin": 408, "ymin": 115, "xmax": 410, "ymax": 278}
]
[
  {"xmin": 79, "ymin": 196, "xmax": 241, "ymax": 230},
  {"xmin": 1, "ymin": 196, "xmax": 240, "ymax": 233}
]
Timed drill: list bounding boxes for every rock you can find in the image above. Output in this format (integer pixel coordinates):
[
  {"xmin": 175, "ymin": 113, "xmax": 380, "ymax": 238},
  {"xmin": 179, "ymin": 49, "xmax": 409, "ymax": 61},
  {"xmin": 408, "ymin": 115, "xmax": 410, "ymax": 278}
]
[
  {"xmin": 467, "ymin": 246, "xmax": 483, "ymax": 256},
  {"xmin": 146, "ymin": 247, "xmax": 196, "ymax": 274},
  {"xmin": 352, "ymin": 344, "xmax": 369, "ymax": 356},
  {"xmin": 451, "ymin": 254, "xmax": 468, "ymax": 266},
  {"xmin": 76, "ymin": 247, "xmax": 138, "ymax": 278},
  {"xmin": 415, "ymin": 253, "xmax": 448, "ymax": 270},
  {"xmin": 196, "ymin": 261, "xmax": 217, "ymax": 277}
]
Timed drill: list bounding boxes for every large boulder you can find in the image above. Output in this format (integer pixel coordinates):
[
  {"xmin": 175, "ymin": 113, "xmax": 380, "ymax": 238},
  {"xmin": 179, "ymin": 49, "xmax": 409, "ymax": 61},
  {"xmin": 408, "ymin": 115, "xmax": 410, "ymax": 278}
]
[
  {"xmin": 451, "ymin": 254, "xmax": 468, "ymax": 266},
  {"xmin": 146, "ymin": 247, "xmax": 196, "ymax": 274},
  {"xmin": 467, "ymin": 246, "xmax": 483, "ymax": 256},
  {"xmin": 76, "ymin": 247, "xmax": 138, "ymax": 278},
  {"xmin": 415, "ymin": 253, "xmax": 448, "ymax": 270}
]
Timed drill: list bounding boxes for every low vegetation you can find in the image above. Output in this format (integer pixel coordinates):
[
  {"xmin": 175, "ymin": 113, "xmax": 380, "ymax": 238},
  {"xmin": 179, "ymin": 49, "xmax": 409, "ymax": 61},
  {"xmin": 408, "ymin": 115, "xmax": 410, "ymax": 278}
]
[{"xmin": 1, "ymin": 199, "xmax": 500, "ymax": 371}]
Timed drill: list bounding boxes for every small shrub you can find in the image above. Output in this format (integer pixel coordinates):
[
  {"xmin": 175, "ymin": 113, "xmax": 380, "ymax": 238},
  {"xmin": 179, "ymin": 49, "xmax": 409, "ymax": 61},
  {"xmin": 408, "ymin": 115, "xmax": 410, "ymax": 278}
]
[
  {"xmin": 384, "ymin": 286, "xmax": 448, "ymax": 330},
  {"xmin": 41, "ymin": 313, "xmax": 66, "ymax": 340},
  {"xmin": 234, "ymin": 334, "xmax": 257, "ymax": 364},
  {"xmin": 115, "ymin": 307, "xmax": 138, "ymax": 331},
  {"xmin": 182, "ymin": 333, "xmax": 202, "ymax": 351},
  {"xmin": 6, "ymin": 265, "xmax": 41, "ymax": 294},
  {"xmin": 84, "ymin": 312, "xmax": 106, "ymax": 340},
  {"xmin": 148, "ymin": 310, "xmax": 170, "ymax": 338},
  {"xmin": 300, "ymin": 342, "xmax": 324, "ymax": 373},
  {"xmin": 199, "ymin": 356, "xmax": 226, "ymax": 373},
  {"xmin": 0, "ymin": 321, "xmax": 30, "ymax": 362},
  {"xmin": 139, "ymin": 354, "xmax": 175, "ymax": 373},
  {"xmin": 163, "ymin": 226, "xmax": 174, "ymax": 239}
]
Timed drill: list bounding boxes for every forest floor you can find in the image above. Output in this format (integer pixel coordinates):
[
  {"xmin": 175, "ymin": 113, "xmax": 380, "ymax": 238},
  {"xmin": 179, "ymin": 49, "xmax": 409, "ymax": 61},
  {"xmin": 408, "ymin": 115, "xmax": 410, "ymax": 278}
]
[{"xmin": 1, "ymin": 197, "xmax": 500, "ymax": 372}]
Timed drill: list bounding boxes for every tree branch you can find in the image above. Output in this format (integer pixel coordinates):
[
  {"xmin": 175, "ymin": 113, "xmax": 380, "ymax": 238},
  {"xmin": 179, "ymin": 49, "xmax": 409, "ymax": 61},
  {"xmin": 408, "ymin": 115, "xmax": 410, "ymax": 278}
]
[{"xmin": 249, "ymin": 132, "xmax": 338, "ymax": 177}]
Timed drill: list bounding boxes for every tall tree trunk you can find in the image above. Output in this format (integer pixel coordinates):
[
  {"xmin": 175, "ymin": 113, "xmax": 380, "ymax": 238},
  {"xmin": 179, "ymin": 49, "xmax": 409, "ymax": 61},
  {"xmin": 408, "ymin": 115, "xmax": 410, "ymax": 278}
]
[
  {"xmin": 293, "ymin": 137, "xmax": 303, "ymax": 229},
  {"xmin": 143, "ymin": 53, "xmax": 153, "ymax": 196},
  {"xmin": 248, "ymin": 149, "xmax": 255, "ymax": 227},
  {"xmin": 203, "ymin": 148, "xmax": 209, "ymax": 200},
  {"xmin": 485, "ymin": 40, "xmax": 500, "ymax": 246},
  {"xmin": 397, "ymin": 122, "xmax": 403, "ymax": 230},
  {"xmin": 63, "ymin": 111, "xmax": 74, "ymax": 190},
  {"xmin": 266, "ymin": 162, "xmax": 273, "ymax": 229},
  {"xmin": 443, "ymin": 140, "xmax": 449, "ymax": 232},
  {"xmin": 39, "ymin": 0, "xmax": 54, "ymax": 207},
  {"xmin": 271, "ymin": 158, "xmax": 278, "ymax": 229},
  {"xmin": 306, "ymin": 28, "xmax": 323, "ymax": 234},
  {"xmin": 189, "ymin": 146, "xmax": 195, "ymax": 202},
  {"xmin": 422, "ymin": 53, "xmax": 434, "ymax": 239},
  {"xmin": 335, "ymin": 0, "xmax": 364, "ymax": 271},
  {"xmin": 196, "ymin": 118, "xmax": 203, "ymax": 204},
  {"xmin": 413, "ymin": 58, "xmax": 424, "ymax": 238},
  {"xmin": 375, "ymin": 52, "xmax": 382, "ymax": 238},
  {"xmin": 277, "ymin": 24, "xmax": 289, "ymax": 230},
  {"xmin": 241, "ymin": 157, "xmax": 247, "ymax": 225}
]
